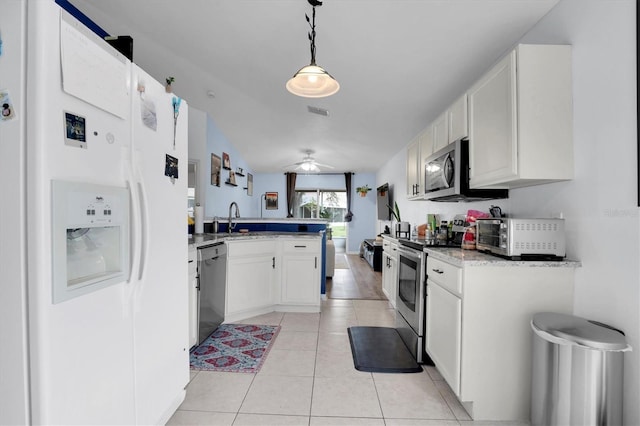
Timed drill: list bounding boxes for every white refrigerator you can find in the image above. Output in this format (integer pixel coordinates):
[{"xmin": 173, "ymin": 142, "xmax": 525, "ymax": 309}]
[{"xmin": 0, "ymin": 1, "xmax": 189, "ymax": 424}]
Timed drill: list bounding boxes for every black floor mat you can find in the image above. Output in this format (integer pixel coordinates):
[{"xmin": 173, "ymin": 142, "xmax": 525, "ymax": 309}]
[{"xmin": 347, "ymin": 326, "xmax": 422, "ymax": 373}]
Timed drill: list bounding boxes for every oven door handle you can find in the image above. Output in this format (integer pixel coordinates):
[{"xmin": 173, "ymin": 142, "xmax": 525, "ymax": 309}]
[{"xmin": 397, "ymin": 246, "xmax": 422, "ymax": 262}]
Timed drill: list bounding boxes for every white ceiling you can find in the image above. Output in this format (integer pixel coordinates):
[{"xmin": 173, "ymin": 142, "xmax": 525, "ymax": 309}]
[{"xmin": 70, "ymin": 0, "xmax": 560, "ymax": 174}]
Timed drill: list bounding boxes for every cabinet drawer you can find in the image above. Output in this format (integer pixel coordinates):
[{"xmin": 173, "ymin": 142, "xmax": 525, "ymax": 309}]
[
  {"xmin": 227, "ymin": 240, "xmax": 276, "ymax": 257},
  {"xmin": 281, "ymin": 239, "xmax": 320, "ymax": 254},
  {"xmin": 383, "ymin": 241, "xmax": 397, "ymax": 253},
  {"xmin": 426, "ymin": 257, "xmax": 461, "ymax": 295}
]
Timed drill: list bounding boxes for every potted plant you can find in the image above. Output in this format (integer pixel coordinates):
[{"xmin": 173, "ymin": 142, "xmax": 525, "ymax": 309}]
[
  {"xmin": 356, "ymin": 184, "xmax": 372, "ymax": 197},
  {"xmin": 387, "ymin": 201, "xmax": 410, "ymax": 237},
  {"xmin": 165, "ymin": 76, "xmax": 175, "ymax": 93}
]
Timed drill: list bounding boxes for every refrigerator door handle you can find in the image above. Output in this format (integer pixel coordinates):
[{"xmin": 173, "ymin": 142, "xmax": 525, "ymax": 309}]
[
  {"xmin": 123, "ymin": 148, "xmax": 141, "ymax": 287},
  {"xmin": 126, "ymin": 179, "xmax": 137, "ymax": 283},
  {"xmin": 137, "ymin": 181, "xmax": 149, "ymax": 281}
]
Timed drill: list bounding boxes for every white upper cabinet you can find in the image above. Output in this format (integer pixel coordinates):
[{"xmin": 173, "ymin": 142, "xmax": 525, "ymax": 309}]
[
  {"xmin": 418, "ymin": 125, "xmax": 434, "ymax": 187},
  {"xmin": 468, "ymin": 44, "xmax": 573, "ymax": 189},
  {"xmin": 432, "ymin": 112, "xmax": 449, "ymax": 153},
  {"xmin": 406, "ymin": 136, "xmax": 421, "ymax": 198},
  {"xmin": 448, "ymin": 94, "xmax": 468, "ymax": 143}
]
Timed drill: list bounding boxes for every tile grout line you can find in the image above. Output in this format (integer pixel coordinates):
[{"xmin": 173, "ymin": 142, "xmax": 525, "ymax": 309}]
[{"xmin": 306, "ymin": 315, "xmax": 321, "ymax": 425}]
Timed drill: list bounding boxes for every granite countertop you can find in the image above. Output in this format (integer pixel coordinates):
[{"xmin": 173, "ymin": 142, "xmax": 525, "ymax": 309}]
[
  {"xmin": 380, "ymin": 234, "xmax": 400, "ymax": 243},
  {"xmin": 208, "ymin": 217, "xmax": 328, "ymax": 224},
  {"xmin": 189, "ymin": 231, "xmax": 322, "ymax": 248},
  {"xmin": 424, "ymin": 246, "xmax": 582, "ymax": 268}
]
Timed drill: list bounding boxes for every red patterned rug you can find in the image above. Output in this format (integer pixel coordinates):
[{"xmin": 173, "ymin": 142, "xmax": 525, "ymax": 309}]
[{"xmin": 190, "ymin": 324, "xmax": 280, "ymax": 373}]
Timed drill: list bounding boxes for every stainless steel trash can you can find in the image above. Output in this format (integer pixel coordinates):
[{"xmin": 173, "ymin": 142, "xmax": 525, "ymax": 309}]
[{"xmin": 531, "ymin": 312, "xmax": 631, "ymax": 426}]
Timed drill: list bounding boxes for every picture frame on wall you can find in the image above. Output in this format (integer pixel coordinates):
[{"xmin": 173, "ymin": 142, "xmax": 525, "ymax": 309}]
[
  {"xmin": 228, "ymin": 170, "xmax": 237, "ymax": 185},
  {"xmin": 222, "ymin": 152, "xmax": 231, "ymax": 170},
  {"xmin": 265, "ymin": 192, "xmax": 278, "ymax": 210},
  {"xmin": 211, "ymin": 153, "xmax": 221, "ymax": 186},
  {"xmin": 246, "ymin": 173, "xmax": 253, "ymax": 196}
]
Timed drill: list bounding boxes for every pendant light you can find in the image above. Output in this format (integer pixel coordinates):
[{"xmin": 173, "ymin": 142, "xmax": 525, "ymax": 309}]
[{"xmin": 286, "ymin": 0, "xmax": 339, "ymax": 98}]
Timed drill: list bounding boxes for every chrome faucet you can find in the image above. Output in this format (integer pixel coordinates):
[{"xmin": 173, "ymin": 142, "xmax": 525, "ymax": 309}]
[{"xmin": 228, "ymin": 201, "xmax": 240, "ymax": 233}]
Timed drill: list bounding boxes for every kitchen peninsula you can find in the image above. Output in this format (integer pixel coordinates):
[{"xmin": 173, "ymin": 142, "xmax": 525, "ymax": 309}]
[{"xmin": 188, "ymin": 219, "xmax": 327, "ymax": 348}]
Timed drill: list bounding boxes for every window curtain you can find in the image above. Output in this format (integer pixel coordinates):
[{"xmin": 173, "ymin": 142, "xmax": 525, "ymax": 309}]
[
  {"xmin": 285, "ymin": 172, "xmax": 297, "ymax": 218},
  {"xmin": 344, "ymin": 172, "xmax": 353, "ymax": 222}
]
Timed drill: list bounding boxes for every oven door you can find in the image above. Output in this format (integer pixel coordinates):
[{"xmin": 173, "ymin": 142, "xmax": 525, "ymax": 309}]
[{"xmin": 396, "ymin": 246, "xmax": 424, "ymax": 337}]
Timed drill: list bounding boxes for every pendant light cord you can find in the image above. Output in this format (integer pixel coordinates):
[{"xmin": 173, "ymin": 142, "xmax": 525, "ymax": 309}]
[{"xmin": 307, "ymin": 5, "xmax": 317, "ymax": 65}]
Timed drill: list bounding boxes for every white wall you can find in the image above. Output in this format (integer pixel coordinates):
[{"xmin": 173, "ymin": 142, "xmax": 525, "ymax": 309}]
[
  {"xmin": 187, "ymin": 108, "xmax": 207, "ymax": 207},
  {"xmin": 518, "ymin": 2, "xmax": 638, "ymax": 424},
  {"xmin": 189, "ymin": 109, "xmax": 256, "ymax": 220},
  {"xmin": 377, "ymin": 1, "xmax": 639, "ymax": 423}
]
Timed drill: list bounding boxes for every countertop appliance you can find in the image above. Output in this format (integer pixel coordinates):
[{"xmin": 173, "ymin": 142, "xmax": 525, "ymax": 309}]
[
  {"xmin": 396, "ymin": 240, "xmax": 433, "ymax": 364},
  {"xmin": 476, "ymin": 218, "xmax": 566, "ymax": 260},
  {"xmin": 197, "ymin": 242, "xmax": 227, "ymax": 344},
  {"xmin": 424, "ymin": 139, "xmax": 509, "ymax": 202},
  {"xmin": 3, "ymin": 4, "xmax": 190, "ymax": 424}
]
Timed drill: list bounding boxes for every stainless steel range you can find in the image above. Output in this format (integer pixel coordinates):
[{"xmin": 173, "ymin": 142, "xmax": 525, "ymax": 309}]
[{"xmin": 395, "ymin": 239, "xmax": 432, "ymax": 364}]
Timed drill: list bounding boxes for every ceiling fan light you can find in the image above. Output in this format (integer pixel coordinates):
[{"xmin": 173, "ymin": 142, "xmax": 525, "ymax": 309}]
[
  {"xmin": 286, "ymin": 65, "xmax": 340, "ymax": 98},
  {"xmin": 299, "ymin": 161, "xmax": 320, "ymax": 172},
  {"xmin": 300, "ymin": 161, "xmax": 313, "ymax": 171}
]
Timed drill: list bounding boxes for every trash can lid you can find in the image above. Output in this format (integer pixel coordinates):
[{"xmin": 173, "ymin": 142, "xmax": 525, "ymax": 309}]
[{"xmin": 532, "ymin": 312, "xmax": 629, "ymax": 351}]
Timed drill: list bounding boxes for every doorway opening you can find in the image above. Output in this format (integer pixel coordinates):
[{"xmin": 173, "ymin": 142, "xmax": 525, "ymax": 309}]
[{"xmin": 188, "ymin": 160, "xmax": 199, "ymax": 220}]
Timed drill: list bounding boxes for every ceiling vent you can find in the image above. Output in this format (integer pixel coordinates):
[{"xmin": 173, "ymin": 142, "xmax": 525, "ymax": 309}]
[{"xmin": 307, "ymin": 105, "xmax": 329, "ymax": 116}]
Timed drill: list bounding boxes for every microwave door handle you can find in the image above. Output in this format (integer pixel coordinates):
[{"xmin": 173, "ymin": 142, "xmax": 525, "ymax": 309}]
[{"xmin": 442, "ymin": 153, "xmax": 454, "ymax": 188}]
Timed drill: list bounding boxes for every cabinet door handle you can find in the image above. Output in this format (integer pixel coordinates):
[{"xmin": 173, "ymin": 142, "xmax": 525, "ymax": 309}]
[
  {"xmin": 272, "ymin": 257, "xmax": 275, "ymax": 269},
  {"xmin": 315, "ymin": 257, "xmax": 318, "ymax": 269},
  {"xmin": 188, "ymin": 259, "xmax": 194, "ymax": 263},
  {"xmin": 431, "ymin": 268, "xmax": 444, "ymax": 274},
  {"xmin": 294, "ymin": 245, "xmax": 307, "ymax": 248}
]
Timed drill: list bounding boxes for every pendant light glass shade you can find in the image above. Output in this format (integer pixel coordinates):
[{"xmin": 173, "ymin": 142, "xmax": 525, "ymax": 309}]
[
  {"xmin": 286, "ymin": 64, "xmax": 340, "ymax": 98},
  {"xmin": 286, "ymin": 0, "xmax": 339, "ymax": 98}
]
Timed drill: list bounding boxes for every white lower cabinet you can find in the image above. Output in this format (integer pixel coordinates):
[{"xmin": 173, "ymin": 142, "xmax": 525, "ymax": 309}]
[
  {"xmin": 225, "ymin": 240, "xmax": 276, "ymax": 318},
  {"xmin": 224, "ymin": 236, "xmax": 322, "ymax": 323},
  {"xmin": 424, "ymin": 252, "xmax": 576, "ymax": 421},
  {"xmin": 280, "ymin": 239, "xmax": 321, "ymax": 306},
  {"xmin": 426, "ymin": 280, "xmax": 461, "ymax": 395},
  {"xmin": 188, "ymin": 247, "xmax": 198, "ymax": 349}
]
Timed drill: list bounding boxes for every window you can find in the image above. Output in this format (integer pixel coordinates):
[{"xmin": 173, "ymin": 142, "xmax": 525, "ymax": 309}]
[{"xmin": 294, "ymin": 190, "xmax": 346, "ymax": 239}]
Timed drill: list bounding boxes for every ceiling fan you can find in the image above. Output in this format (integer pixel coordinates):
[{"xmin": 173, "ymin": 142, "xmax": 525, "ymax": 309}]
[{"xmin": 284, "ymin": 150, "xmax": 334, "ymax": 172}]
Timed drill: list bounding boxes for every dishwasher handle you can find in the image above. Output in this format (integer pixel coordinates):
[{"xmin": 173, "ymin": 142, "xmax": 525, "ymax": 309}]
[{"xmin": 204, "ymin": 255, "xmax": 224, "ymax": 265}]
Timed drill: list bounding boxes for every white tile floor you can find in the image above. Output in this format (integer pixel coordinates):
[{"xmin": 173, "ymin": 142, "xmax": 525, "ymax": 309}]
[{"xmin": 168, "ymin": 299, "xmax": 528, "ymax": 426}]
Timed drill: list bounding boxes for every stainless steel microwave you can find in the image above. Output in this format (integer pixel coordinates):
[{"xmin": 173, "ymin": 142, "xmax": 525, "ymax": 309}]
[{"xmin": 424, "ymin": 139, "xmax": 508, "ymax": 202}]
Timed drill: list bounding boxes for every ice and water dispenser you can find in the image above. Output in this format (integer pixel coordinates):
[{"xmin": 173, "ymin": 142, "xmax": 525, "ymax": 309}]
[{"xmin": 52, "ymin": 180, "xmax": 130, "ymax": 303}]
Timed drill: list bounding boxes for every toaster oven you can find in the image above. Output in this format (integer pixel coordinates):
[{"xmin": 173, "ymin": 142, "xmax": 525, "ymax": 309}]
[{"xmin": 476, "ymin": 218, "xmax": 566, "ymax": 260}]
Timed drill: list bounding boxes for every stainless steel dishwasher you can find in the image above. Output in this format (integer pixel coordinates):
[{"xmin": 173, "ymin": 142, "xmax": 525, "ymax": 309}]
[{"xmin": 196, "ymin": 242, "xmax": 227, "ymax": 345}]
